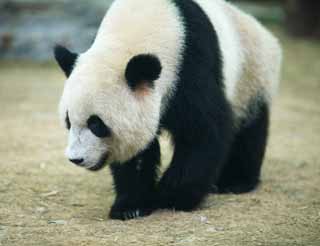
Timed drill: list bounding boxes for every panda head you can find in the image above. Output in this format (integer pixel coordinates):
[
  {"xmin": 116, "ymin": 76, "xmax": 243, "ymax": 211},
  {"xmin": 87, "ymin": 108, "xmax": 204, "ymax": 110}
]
[{"xmin": 54, "ymin": 45, "xmax": 162, "ymax": 171}]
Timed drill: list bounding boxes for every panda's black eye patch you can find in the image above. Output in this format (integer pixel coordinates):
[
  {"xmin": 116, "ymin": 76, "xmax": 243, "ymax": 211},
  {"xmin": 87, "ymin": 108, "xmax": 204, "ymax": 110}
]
[
  {"xmin": 87, "ymin": 115, "xmax": 111, "ymax": 138},
  {"xmin": 66, "ymin": 112, "xmax": 71, "ymax": 130}
]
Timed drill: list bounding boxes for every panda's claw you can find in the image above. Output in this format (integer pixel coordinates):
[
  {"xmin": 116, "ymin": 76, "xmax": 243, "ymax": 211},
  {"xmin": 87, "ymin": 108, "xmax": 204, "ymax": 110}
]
[
  {"xmin": 109, "ymin": 195, "xmax": 154, "ymax": 220},
  {"xmin": 122, "ymin": 209, "xmax": 140, "ymax": 220},
  {"xmin": 110, "ymin": 208, "xmax": 147, "ymax": 221}
]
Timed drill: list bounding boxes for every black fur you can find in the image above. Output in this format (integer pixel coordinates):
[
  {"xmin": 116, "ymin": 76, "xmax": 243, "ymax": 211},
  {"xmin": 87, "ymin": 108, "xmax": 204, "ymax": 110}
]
[
  {"xmin": 156, "ymin": 0, "xmax": 233, "ymax": 211},
  {"xmin": 65, "ymin": 112, "xmax": 71, "ymax": 130},
  {"xmin": 87, "ymin": 115, "xmax": 112, "ymax": 138},
  {"xmin": 125, "ymin": 54, "xmax": 162, "ymax": 90},
  {"xmin": 54, "ymin": 45, "xmax": 78, "ymax": 77},
  {"xmin": 217, "ymin": 103, "xmax": 269, "ymax": 194},
  {"xmin": 109, "ymin": 138, "xmax": 160, "ymax": 220}
]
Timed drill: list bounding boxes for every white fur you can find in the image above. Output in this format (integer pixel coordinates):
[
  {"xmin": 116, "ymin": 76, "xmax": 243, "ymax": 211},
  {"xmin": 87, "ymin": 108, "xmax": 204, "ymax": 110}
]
[
  {"xmin": 196, "ymin": 0, "xmax": 281, "ymax": 122},
  {"xmin": 222, "ymin": 2, "xmax": 282, "ymax": 122}
]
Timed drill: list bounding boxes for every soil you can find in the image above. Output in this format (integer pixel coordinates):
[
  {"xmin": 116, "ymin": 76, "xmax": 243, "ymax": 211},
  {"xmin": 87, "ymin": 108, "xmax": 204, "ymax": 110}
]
[{"xmin": 0, "ymin": 26, "xmax": 319, "ymax": 246}]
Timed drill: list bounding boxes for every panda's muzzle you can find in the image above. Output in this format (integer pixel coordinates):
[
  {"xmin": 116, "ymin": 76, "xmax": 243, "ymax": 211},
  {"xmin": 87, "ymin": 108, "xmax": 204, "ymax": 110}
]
[{"xmin": 88, "ymin": 152, "xmax": 109, "ymax": 171}]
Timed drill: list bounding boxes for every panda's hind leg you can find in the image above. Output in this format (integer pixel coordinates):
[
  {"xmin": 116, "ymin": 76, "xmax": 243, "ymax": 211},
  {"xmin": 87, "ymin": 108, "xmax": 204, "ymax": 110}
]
[{"xmin": 217, "ymin": 102, "xmax": 270, "ymax": 194}]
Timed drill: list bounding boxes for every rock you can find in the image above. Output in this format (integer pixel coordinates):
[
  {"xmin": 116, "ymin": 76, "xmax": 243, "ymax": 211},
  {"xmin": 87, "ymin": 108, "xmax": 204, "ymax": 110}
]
[
  {"xmin": 48, "ymin": 219, "xmax": 67, "ymax": 225},
  {"xmin": 41, "ymin": 190, "xmax": 59, "ymax": 197}
]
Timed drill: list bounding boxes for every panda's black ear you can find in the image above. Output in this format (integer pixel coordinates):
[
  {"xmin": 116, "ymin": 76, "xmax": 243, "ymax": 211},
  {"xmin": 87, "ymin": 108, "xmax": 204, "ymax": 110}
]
[
  {"xmin": 54, "ymin": 45, "xmax": 78, "ymax": 77},
  {"xmin": 125, "ymin": 54, "xmax": 162, "ymax": 90}
]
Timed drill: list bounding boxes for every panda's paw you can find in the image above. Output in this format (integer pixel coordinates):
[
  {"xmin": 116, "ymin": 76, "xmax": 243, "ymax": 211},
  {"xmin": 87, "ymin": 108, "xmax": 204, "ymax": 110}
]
[
  {"xmin": 109, "ymin": 195, "xmax": 154, "ymax": 220},
  {"xmin": 109, "ymin": 208, "xmax": 152, "ymax": 221}
]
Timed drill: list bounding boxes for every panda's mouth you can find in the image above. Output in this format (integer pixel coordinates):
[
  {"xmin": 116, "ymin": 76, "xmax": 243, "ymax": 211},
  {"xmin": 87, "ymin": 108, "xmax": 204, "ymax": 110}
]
[{"xmin": 88, "ymin": 153, "xmax": 109, "ymax": 172}]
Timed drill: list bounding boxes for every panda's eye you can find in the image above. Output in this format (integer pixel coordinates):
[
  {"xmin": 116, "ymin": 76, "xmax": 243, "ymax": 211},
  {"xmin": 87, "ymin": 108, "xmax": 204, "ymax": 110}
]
[
  {"xmin": 66, "ymin": 112, "xmax": 71, "ymax": 130},
  {"xmin": 87, "ymin": 115, "xmax": 111, "ymax": 138}
]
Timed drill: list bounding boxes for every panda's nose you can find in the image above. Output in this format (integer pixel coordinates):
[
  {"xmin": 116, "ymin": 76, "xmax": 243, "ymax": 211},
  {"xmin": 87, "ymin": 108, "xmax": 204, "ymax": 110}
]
[{"xmin": 69, "ymin": 158, "xmax": 84, "ymax": 165}]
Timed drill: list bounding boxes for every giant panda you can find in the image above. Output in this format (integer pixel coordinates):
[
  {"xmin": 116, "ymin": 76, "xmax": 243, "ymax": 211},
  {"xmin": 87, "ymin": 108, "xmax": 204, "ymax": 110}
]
[{"xmin": 54, "ymin": 0, "xmax": 282, "ymax": 220}]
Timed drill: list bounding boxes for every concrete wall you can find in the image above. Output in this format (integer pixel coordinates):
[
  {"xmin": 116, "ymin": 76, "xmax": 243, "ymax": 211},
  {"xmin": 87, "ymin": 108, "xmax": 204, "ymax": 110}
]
[{"xmin": 0, "ymin": 0, "xmax": 113, "ymax": 61}]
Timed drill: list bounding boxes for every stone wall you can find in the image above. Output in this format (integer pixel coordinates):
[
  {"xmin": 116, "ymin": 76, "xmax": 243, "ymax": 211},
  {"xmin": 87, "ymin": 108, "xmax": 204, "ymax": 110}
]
[{"xmin": 0, "ymin": 0, "xmax": 113, "ymax": 61}]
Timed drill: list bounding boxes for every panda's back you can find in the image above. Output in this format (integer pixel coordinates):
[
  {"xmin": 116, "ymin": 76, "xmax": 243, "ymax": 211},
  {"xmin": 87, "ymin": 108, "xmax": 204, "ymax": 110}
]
[
  {"xmin": 196, "ymin": 0, "xmax": 282, "ymax": 124},
  {"xmin": 224, "ymin": 3, "xmax": 282, "ymax": 122}
]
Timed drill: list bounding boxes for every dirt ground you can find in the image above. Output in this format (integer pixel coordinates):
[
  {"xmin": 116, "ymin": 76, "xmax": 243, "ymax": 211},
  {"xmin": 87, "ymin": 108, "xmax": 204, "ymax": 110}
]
[{"xmin": 0, "ymin": 26, "xmax": 319, "ymax": 246}]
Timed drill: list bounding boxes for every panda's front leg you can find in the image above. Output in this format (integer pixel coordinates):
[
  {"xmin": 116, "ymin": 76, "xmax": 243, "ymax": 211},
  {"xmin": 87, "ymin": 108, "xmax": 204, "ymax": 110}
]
[
  {"xmin": 109, "ymin": 138, "xmax": 160, "ymax": 220},
  {"xmin": 157, "ymin": 137, "xmax": 231, "ymax": 212}
]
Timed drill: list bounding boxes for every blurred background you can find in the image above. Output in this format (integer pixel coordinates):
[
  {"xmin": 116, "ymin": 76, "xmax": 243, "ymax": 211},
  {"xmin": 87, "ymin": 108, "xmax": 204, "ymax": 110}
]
[{"xmin": 0, "ymin": 0, "xmax": 319, "ymax": 61}]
